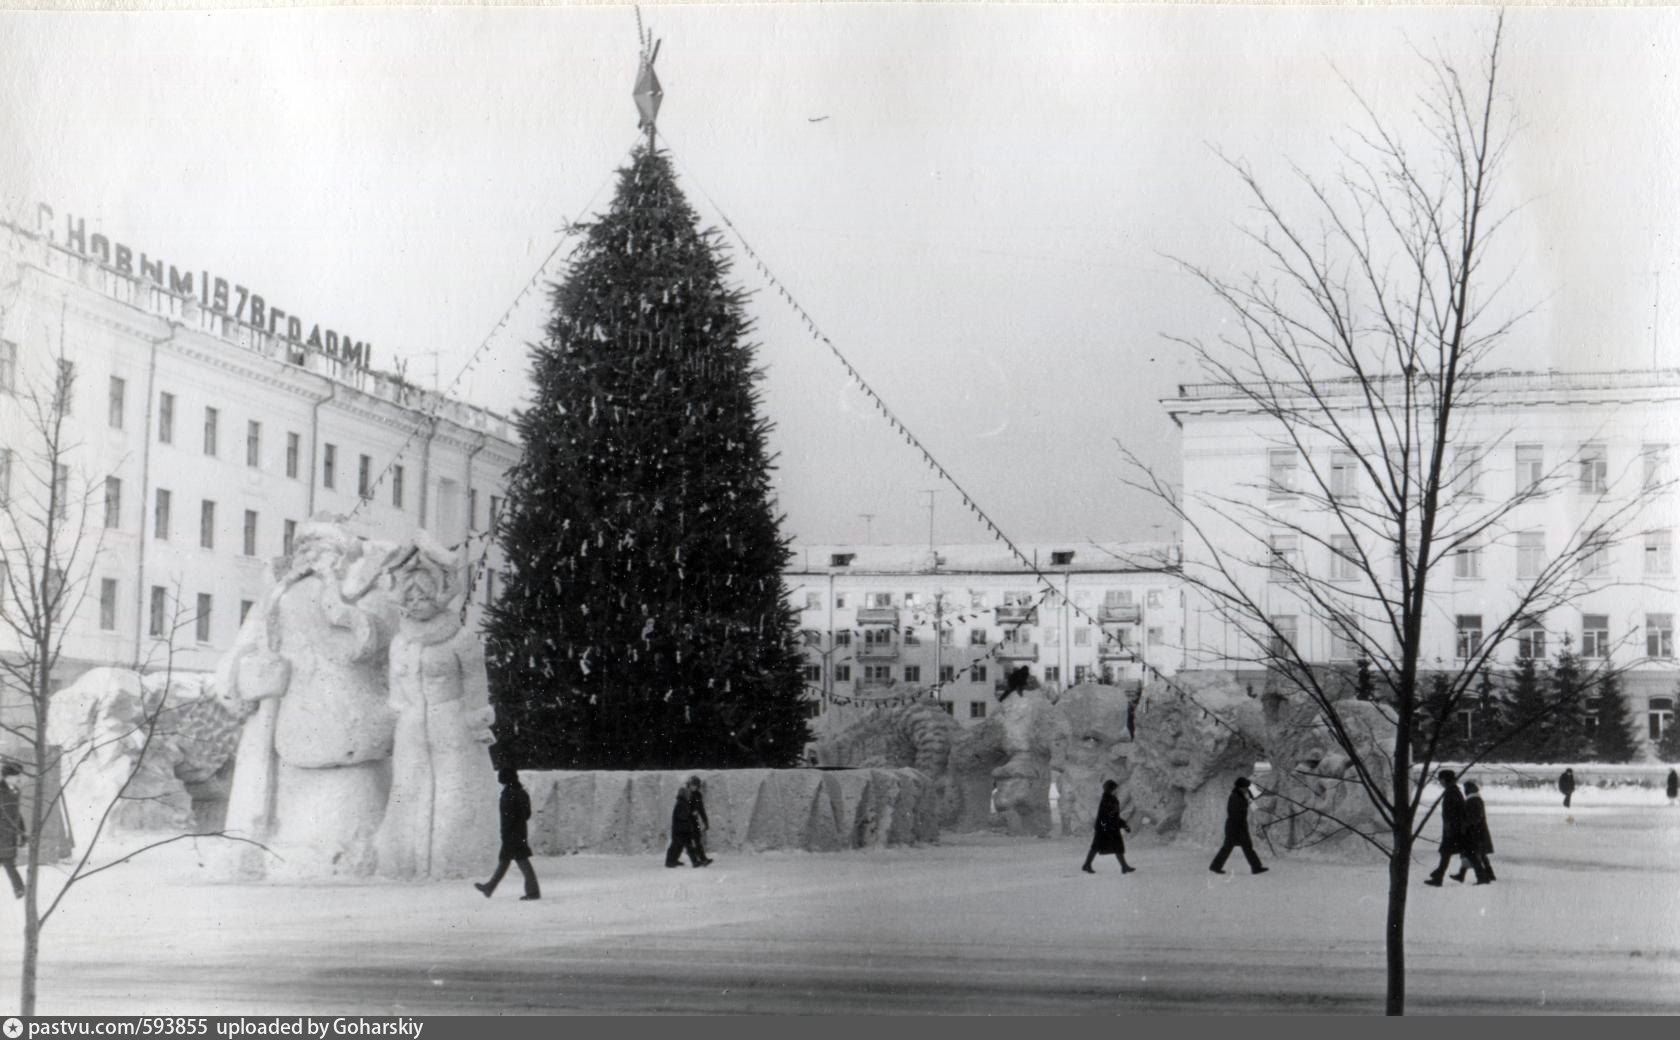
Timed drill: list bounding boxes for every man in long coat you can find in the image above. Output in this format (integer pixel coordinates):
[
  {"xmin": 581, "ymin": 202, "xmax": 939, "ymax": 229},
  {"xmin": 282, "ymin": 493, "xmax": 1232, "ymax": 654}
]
[
  {"xmin": 1081, "ymin": 779, "xmax": 1135, "ymax": 874},
  {"xmin": 1452, "ymin": 780, "xmax": 1494, "ymax": 884},
  {"xmin": 1209, "ymin": 777, "xmax": 1268, "ymax": 875},
  {"xmin": 665, "ymin": 776, "xmax": 710, "ymax": 868},
  {"xmin": 1559, "ymin": 768, "xmax": 1576, "ymax": 809},
  {"xmin": 1425, "ymin": 769, "xmax": 1468, "ymax": 886},
  {"xmin": 1, "ymin": 763, "xmax": 25, "ymax": 899},
  {"xmin": 475, "ymin": 768, "xmax": 540, "ymax": 900}
]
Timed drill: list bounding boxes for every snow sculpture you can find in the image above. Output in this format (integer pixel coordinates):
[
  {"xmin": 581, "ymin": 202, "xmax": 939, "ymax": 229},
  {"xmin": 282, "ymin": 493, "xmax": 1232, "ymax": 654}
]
[
  {"xmin": 1051, "ymin": 683, "xmax": 1136, "ymax": 836},
  {"xmin": 1252, "ymin": 688, "xmax": 1395, "ymax": 858},
  {"xmin": 360, "ymin": 534, "xmax": 499, "ymax": 879},
  {"xmin": 213, "ymin": 518, "xmax": 397, "ymax": 878},
  {"xmin": 810, "ymin": 701, "xmax": 964, "ymax": 823},
  {"xmin": 984, "ymin": 688, "xmax": 1062, "ymax": 837},
  {"xmin": 48, "ymin": 668, "xmax": 241, "ymax": 844},
  {"xmin": 1124, "ymin": 671, "xmax": 1264, "ymax": 842}
]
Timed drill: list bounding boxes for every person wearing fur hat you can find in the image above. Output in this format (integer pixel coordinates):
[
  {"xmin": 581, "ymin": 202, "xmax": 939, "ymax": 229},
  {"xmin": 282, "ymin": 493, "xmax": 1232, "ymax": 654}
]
[
  {"xmin": 1210, "ymin": 776, "xmax": 1268, "ymax": 876},
  {"xmin": 1425, "ymin": 769, "xmax": 1469, "ymax": 886}
]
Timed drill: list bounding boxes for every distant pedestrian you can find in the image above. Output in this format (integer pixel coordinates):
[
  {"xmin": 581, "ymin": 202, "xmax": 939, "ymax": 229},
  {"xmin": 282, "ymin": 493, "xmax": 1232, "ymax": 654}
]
[
  {"xmin": 1559, "ymin": 768, "xmax": 1575, "ymax": 809},
  {"xmin": 666, "ymin": 776, "xmax": 712, "ymax": 868},
  {"xmin": 1, "ymin": 763, "xmax": 25, "ymax": 899},
  {"xmin": 1451, "ymin": 780, "xmax": 1495, "ymax": 885},
  {"xmin": 1081, "ymin": 780, "xmax": 1135, "ymax": 874},
  {"xmin": 1666, "ymin": 769, "xmax": 1677, "ymax": 805},
  {"xmin": 1425, "ymin": 769, "xmax": 1468, "ymax": 887},
  {"xmin": 689, "ymin": 777, "xmax": 714, "ymax": 866},
  {"xmin": 475, "ymin": 768, "xmax": 540, "ymax": 900},
  {"xmin": 1209, "ymin": 777, "xmax": 1268, "ymax": 876}
]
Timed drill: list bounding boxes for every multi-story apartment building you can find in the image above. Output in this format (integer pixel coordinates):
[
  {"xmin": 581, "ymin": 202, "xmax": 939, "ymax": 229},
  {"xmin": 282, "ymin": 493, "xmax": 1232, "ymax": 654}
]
[
  {"xmin": 0, "ymin": 208, "xmax": 518, "ymax": 710},
  {"xmin": 1167, "ymin": 369, "xmax": 1680, "ymax": 754},
  {"xmin": 785, "ymin": 542, "xmax": 1181, "ymax": 736}
]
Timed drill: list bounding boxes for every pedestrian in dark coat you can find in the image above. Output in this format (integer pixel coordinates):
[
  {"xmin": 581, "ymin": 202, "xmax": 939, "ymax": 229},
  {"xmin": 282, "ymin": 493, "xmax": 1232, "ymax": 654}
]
[
  {"xmin": 1559, "ymin": 768, "xmax": 1576, "ymax": 809},
  {"xmin": 475, "ymin": 768, "xmax": 540, "ymax": 900},
  {"xmin": 666, "ymin": 776, "xmax": 711, "ymax": 868},
  {"xmin": 1, "ymin": 764, "xmax": 26, "ymax": 900},
  {"xmin": 1425, "ymin": 769, "xmax": 1468, "ymax": 886},
  {"xmin": 688, "ymin": 779, "xmax": 714, "ymax": 867},
  {"xmin": 1665, "ymin": 768, "xmax": 1677, "ymax": 804},
  {"xmin": 1081, "ymin": 780, "xmax": 1135, "ymax": 874},
  {"xmin": 1209, "ymin": 777, "xmax": 1268, "ymax": 876},
  {"xmin": 1451, "ymin": 780, "xmax": 1495, "ymax": 884}
]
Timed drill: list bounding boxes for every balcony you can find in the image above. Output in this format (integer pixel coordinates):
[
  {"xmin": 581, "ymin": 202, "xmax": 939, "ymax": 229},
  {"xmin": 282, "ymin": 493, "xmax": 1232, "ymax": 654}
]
[
  {"xmin": 996, "ymin": 642, "xmax": 1040, "ymax": 662},
  {"xmin": 855, "ymin": 676, "xmax": 897, "ymax": 691},
  {"xmin": 856, "ymin": 641, "xmax": 900, "ymax": 661},
  {"xmin": 994, "ymin": 604, "xmax": 1038, "ymax": 625},
  {"xmin": 856, "ymin": 606, "xmax": 900, "ymax": 626},
  {"xmin": 1098, "ymin": 642, "xmax": 1137, "ymax": 661},
  {"xmin": 1099, "ymin": 604, "xmax": 1141, "ymax": 624}
]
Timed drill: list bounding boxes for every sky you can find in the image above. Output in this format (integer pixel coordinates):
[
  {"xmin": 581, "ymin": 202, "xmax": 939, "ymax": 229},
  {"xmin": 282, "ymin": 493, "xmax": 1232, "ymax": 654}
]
[{"xmin": 3, "ymin": 4, "xmax": 1679, "ymax": 551}]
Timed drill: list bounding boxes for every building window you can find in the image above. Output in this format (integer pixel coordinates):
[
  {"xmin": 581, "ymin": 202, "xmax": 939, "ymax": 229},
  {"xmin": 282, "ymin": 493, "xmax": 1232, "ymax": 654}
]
[
  {"xmin": 203, "ymin": 407, "xmax": 218, "ymax": 456},
  {"xmin": 1580, "ymin": 539, "xmax": 1610, "ymax": 580},
  {"xmin": 108, "ymin": 375, "xmax": 126, "ymax": 429},
  {"xmin": 246, "ymin": 421, "xmax": 261, "ymax": 467},
  {"xmin": 322, "ymin": 444, "xmax": 337, "ymax": 489},
  {"xmin": 1455, "ymin": 615, "xmax": 1483, "ymax": 660},
  {"xmin": 243, "ymin": 510, "xmax": 258, "ymax": 557},
  {"xmin": 484, "ymin": 571, "xmax": 496, "ymax": 605},
  {"xmin": 469, "ymin": 488, "xmax": 480, "ymax": 531},
  {"xmin": 283, "ymin": 519, "xmax": 297, "ymax": 557},
  {"xmin": 1516, "ymin": 531, "xmax": 1544, "ymax": 580},
  {"xmin": 1644, "ymin": 530, "xmax": 1673, "ymax": 576},
  {"xmin": 1643, "ymin": 444, "xmax": 1670, "ymax": 490},
  {"xmin": 199, "ymin": 499, "xmax": 215, "ymax": 550},
  {"xmin": 969, "ymin": 591, "xmax": 987, "ymax": 609},
  {"xmin": 904, "ymin": 665, "xmax": 922, "ymax": 684},
  {"xmin": 834, "ymin": 630, "xmax": 852, "ymax": 648},
  {"xmin": 969, "ymin": 628, "xmax": 988, "ymax": 646},
  {"xmin": 1074, "ymin": 665, "xmax": 1091, "ymax": 685},
  {"xmin": 1451, "ymin": 445, "xmax": 1482, "ymax": 498},
  {"xmin": 392, "ymin": 465, "xmax": 405, "ymax": 509},
  {"xmin": 104, "ymin": 476, "xmax": 121, "ymax": 530},
  {"xmin": 1268, "ymin": 532, "xmax": 1299, "ymax": 582},
  {"xmin": 864, "ymin": 627, "xmax": 894, "ymax": 648},
  {"xmin": 52, "ymin": 463, "xmax": 68, "ymax": 520},
  {"xmin": 1147, "ymin": 589, "xmax": 1163, "ymax": 609},
  {"xmin": 148, "ymin": 585, "xmax": 168, "ymax": 637},
  {"xmin": 1581, "ymin": 614, "xmax": 1610, "ymax": 659},
  {"xmin": 1074, "ymin": 627, "xmax": 1092, "ymax": 647},
  {"xmin": 939, "ymin": 665, "xmax": 955, "ymax": 683},
  {"xmin": 357, "ymin": 454, "xmax": 372, "ymax": 499},
  {"xmin": 970, "ymin": 665, "xmax": 988, "ymax": 683},
  {"xmin": 804, "ymin": 592, "xmax": 821, "ymax": 610},
  {"xmin": 904, "ymin": 629, "xmax": 921, "ymax": 646},
  {"xmin": 1268, "ymin": 448, "xmax": 1298, "ymax": 498},
  {"xmin": 1329, "ymin": 615, "xmax": 1360, "ymax": 661},
  {"xmin": 489, "ymin": 495, "xmax": 502, "ymax": 530},
  {"xmin": 1515, "ymin": 443, "xmax": 1544, "ymax": 494},
  {"xmin": 153, "ymin": 488, "xmax": 171, "ymax": 541},
  {"xmin": 1330, "ymin": 534, "xmax": 1359, "ymax": 581},
  {"xmin": 1051, "ymin": 551, "xmax": 1075, "ymax": 566},
  {"xmin": 285, "ymin": 432, "xmax": 300, "ymax": 479},
  {"xmin": 1329, "ymin": 449, "xmax": 1358, "ymax": 503},
  {"xmin": 1647, "ymin": 614, "xmax": 1674, "ymax": 659},
  {"xmin": 938, "ymin": 627, "xmax": 953, "ymax": 647},
  {"xmin": 195, "ymin": 594, "xmax": 212, "ymax": 644},
  {"xmin": 863, "ymin": 664, "xmax": 892, "ymax": 683},
  {"xmin": 868, "ymin": 591, "xmax": 893, "ymax": 608},
  {"xmin": 802, "ymin": 664, "xmax": 821, "ymax": 683},
  {"xmin": 1269, "ymin": 614, "xmax": 1298, "ymax": 658},
  {"xmin": 1043, "ymin": 665, "xmax": 1060, "ymax": 683},
  {"xmin": 829, "ymin": 553, "xmax": 854, "ymax": 568},
  {"xmin": 800, "ymin": 629, "xmax": 821, "ymax": 647},
  {"xmin": 834, "ymin": 664, "xmax": 851, "ymax": 682},
  {"xmin": 158, "ymin": 391, "xmax": 175, "ymax": 444},
  {"xmin": 99, "ymin": 578, "xmax": 118, "ymax": 631},
  {"xmin": 1104, "ymin": 589, "xmax": 1132, "ymax": 607},
  {"xmin": 1650, "ymin": 697, "xmax": 1675, "ymax": 741},
  {"xmin": 1516, "ymin": 617, "xmax": 1546, "ymax": 661},
  {"xmin": 940, "ymin": 702, "xmax": 955, "ymax": 715},
  {"xmin": 240, "ymin": 599, "xmax": 254, "ymax": 625},
  {"xmin": 1147, "ymin": 626, "xmax": 1163, "ymax": 645},
  {"xmin": 969, "ymin": 702, "xmax": 987, "ymax": 719},
  {"xmin": 0, "ymin": 339, "xmax": 14, "ymax": 393},
  {"xmin": 1453, "ymin": 542, "xmax": 1483, "ymax": 580},
  {"xmin": 1579, "ymin": 442, "xmax": 1608, "ymax": 494},
  {"xmin": 54, "ymin": 359, "xmax": 74, "ymax": 415}
]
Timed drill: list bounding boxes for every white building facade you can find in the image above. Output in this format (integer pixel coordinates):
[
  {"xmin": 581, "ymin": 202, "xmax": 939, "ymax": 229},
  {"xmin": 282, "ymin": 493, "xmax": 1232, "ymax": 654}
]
[
  {"xmin": 1167, "ymin": 370, "xmax": 1680, "ymax": 754},
  {"xmin": 0, "ymin": 211, "xmax": 519, "ymax": 705},
  {"xmin": 784, "ymin": 543, "xmax": 1181, "ymax": 736}
]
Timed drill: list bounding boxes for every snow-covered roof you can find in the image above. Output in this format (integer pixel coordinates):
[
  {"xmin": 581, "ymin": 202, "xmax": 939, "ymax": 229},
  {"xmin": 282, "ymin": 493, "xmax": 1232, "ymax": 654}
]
[{"xmin": 786, "ymin": 542, "xmax": 1179, "ymax": 576}]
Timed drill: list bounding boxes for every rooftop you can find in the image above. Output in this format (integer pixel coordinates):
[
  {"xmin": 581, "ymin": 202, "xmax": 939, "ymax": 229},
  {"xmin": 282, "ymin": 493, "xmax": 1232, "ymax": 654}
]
[
  {"xmin": 1170, "ymin": 367, "xmax": 1680, "ymax": 410},
  {"xmin": 787, "ymin": 542, "xmax": 1179, "ymax": 576}
]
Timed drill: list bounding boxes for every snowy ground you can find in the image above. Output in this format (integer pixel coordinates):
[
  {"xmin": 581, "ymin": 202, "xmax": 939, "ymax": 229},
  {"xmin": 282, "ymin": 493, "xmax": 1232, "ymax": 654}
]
[{"xmin": 3, "ymin": 788, "xmax": 1677, "ymax": 1015}]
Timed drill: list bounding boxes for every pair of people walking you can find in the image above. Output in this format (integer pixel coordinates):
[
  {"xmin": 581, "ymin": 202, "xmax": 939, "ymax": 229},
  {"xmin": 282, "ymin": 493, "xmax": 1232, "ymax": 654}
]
[
  {"xmin": 666, "ymin": 775, "xmax": 713, "ymax": 868},
  {"xmin": 1425, "ymin": 769, "xmax": 1493, "ymax": 886}
]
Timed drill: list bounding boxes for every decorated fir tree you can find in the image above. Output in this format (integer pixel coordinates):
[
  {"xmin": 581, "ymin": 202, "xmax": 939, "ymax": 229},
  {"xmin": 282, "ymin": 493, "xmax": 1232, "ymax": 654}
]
[
  {"xmin": 1590, "ymin": 670, "xmax": 1640, "ymax": 763},
  {"xmin": 484, "ymin": 145, "xmax": 810, "ymax": 769}
]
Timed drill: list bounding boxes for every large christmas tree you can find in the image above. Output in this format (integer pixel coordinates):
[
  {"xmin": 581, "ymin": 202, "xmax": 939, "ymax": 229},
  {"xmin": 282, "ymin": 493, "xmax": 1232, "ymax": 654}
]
[{"xmin": 485, "ymin": 145, "xmax": 810, "ymax": 769}]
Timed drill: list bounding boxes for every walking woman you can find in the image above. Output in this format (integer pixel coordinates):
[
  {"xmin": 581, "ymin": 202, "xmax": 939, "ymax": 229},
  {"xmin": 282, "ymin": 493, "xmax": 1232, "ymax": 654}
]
[
  {"xmin": 475, "ymin": 768, "xmax": 540, "ymax": 900},
  {"xmin": 1081, "ymin": 780, "xmax": 1135, "ymax": 874},
  {"xmin": 1452, "ymin": 780, "xmax": 1496, "ymax": 884}
]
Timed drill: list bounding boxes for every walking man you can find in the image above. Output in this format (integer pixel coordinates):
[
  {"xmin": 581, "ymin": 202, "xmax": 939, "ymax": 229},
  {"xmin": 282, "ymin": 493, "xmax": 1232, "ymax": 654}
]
[
  {"xmin": 1559, "ymin": 767, "xmax": 1576, "ymax": 809},
  {"xmin": 1, "ymin": 763, "xmax": 26, "ymax": 899},
  {"xmin": 666, "ymin": 776, "xmax": 711, "ymax": 868},
  {"xmin": 1452, "ymin": 780, "xmax": 1495, "ymax": 884},
  {"xmin": 475, "ymin": 768, "xmax": 540, "ymax": 900},
  {"xmin": 1210, "ymin": 777, "xmax": 1268, "ymax": 876},
  {"xmin": 1081, "ymin": 780, "xmax": 1135, "ymax": 874},
  {"xmin": 1665, "ymin": 768, "xmax": 1677, "ymax": 806},
  {"xmin": 1425, "ymin": 769, "xmax": 1468, "ymax": 887}
]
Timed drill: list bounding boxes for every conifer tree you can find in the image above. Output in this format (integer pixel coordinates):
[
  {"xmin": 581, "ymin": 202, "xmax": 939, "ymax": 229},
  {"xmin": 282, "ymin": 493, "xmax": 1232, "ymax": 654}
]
[
  {"xmin": 1590, "ymin": 670, "xmax": 1640, "ymax": 763},
  {"xmin": 1469, "ymin": 668, "xmax": 1504, "ymax": 760},
  {"xmin": 1499, "ymin": 657, "xmax": 1546, "ymax": 762},
  {"xmin": 1540, "ymin": 645, "xmax": 1591, "ymax": 763},
  {"xmin": 484, "ymin": 146, "xmax": 810, "ymax": 769}
]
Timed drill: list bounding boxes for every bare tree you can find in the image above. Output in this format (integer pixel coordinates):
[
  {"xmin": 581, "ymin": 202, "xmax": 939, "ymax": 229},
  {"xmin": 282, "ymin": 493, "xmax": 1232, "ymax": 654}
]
[
  {"xmin": 0, "ymin": 349, "xmax": 260, "ymax": 1014},
  {"xmin": 1125, "ymin": 15, "xmax": 1664, "ymax": 1015}
]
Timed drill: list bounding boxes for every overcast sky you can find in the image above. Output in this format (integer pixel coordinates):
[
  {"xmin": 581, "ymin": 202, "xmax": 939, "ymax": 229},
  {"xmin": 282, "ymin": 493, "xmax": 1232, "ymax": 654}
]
[{"xmin": 4, "ymin": 4, "xmax": 1678, "ymax": 550}]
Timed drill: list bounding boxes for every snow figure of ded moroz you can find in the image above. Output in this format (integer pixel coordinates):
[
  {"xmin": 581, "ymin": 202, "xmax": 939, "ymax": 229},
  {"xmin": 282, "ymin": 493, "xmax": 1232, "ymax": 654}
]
[
  {"xmin": 361, "ymin": 534, "xmax": 499, "ymax": 879},
  {"xmin": 214, "ymin": 518, "xmax": 397, "ymax": 878}
]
